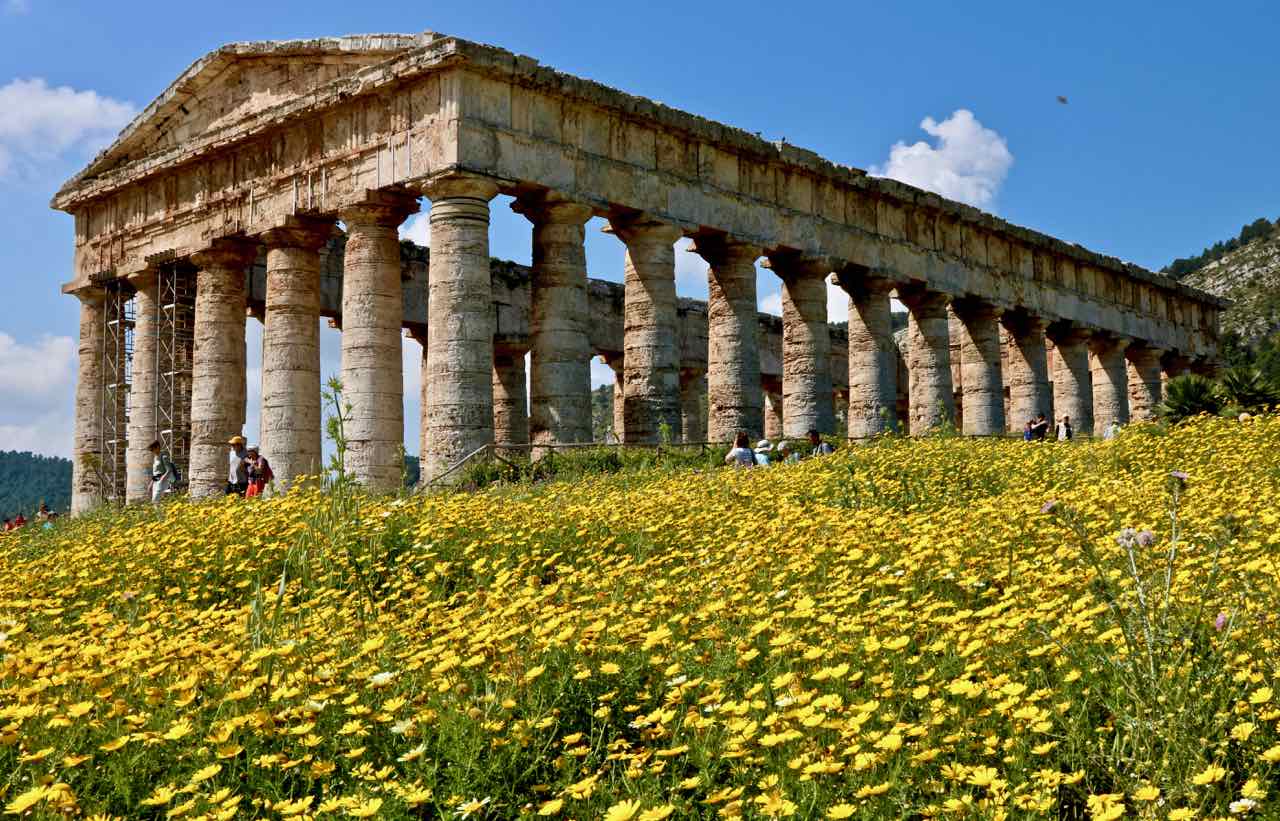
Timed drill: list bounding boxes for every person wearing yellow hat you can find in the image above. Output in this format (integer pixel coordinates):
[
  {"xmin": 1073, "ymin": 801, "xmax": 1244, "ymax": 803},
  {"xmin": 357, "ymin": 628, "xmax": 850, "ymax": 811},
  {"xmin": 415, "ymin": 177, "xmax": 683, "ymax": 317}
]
[{"xmin": 226, "ymin": 435, "xmax": 249, "ymax": 496}]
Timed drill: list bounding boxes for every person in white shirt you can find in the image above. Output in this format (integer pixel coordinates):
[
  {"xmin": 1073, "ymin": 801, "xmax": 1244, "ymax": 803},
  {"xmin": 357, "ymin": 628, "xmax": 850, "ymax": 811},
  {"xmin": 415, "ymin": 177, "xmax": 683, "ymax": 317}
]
[
  {"xmin": 148, "ymin": 440, "xmax": 177, "ymax": 503},
  {"xmin": 754, "ymin": 439, "xmax": 773, "ymax": 466},
  {"xmin": 724, "ymin": 432, "xmax": 756, "ymax": 467},
  {"xmin": 1056, "ymin": 416, "xmax": 1073, "ymax": 441}
]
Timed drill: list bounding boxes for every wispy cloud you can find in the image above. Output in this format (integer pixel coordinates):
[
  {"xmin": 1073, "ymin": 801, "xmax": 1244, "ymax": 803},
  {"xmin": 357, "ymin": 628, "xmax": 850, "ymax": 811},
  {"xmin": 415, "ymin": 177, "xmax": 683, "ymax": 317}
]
[
  {"xmin": 0, "ymin": 77, "xmax": 135, "ymax": 177},
  {"xmin": 871, "ymin": 109, "xmax": 1013, "ymax": 210},
  {"xmin": 0, "ymin": 331, "xmax": 78, "ymax": 456},
  {"xmin": 4, "ymin": 0, "xmax": 31, "ymax": 15}
]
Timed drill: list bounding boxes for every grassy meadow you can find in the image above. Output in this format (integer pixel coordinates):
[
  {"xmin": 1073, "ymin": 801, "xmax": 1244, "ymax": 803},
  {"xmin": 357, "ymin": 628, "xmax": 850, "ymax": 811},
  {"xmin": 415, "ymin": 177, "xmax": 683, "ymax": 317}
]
[{"xmin": 1, "ymin": 416, "xmax": 1278, "ymax": 819}]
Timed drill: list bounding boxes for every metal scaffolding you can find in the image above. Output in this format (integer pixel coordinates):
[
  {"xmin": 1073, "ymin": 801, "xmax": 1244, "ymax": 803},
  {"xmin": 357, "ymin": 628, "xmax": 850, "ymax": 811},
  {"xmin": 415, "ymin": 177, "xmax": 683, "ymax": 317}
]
[
  {"xmin": 156, "ymin": 261, "xmax": 195, "ymax": 485},
  {"xmin": 99, "ymin": 279, "xmax": 134, "ymax": 504}
]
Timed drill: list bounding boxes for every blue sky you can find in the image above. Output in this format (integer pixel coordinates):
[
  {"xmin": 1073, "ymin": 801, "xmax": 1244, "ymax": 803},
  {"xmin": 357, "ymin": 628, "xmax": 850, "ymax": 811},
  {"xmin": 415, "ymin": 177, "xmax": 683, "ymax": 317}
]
[{"xmin": 1, "ymin": 0, "xmax": 1276, "ymax": 457}]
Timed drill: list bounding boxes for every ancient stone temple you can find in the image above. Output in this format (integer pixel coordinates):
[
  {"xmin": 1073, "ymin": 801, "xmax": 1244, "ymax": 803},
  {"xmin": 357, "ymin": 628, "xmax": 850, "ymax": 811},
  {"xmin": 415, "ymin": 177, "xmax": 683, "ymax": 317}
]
[{"xmin": 54, "ymin": 32, "xmax": 1224, "ymax": 514}]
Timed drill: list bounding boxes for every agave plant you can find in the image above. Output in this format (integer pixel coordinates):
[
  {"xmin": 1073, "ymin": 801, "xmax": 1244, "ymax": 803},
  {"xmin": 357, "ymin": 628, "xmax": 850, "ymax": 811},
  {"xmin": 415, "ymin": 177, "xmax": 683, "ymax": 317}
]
[
  {"xmin": 1157, "ymin": 374, "xmax": 1225, "ymax": 424},
  {"xmin": 1218, "ymin": 367, "xmax": 1280, "ymax": 412}
]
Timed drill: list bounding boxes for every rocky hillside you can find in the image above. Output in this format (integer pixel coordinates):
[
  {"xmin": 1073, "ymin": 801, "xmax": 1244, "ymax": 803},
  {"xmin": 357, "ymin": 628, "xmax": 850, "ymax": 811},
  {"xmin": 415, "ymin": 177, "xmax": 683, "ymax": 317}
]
[{"xmin": 1183, "ymin": 225, "xmax": 1280, "ymax": 343}]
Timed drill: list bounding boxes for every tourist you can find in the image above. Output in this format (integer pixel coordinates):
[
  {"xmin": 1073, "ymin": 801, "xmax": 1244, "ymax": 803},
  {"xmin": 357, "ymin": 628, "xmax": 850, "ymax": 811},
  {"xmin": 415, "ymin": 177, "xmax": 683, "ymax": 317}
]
[
  {"xmin": 227, "ymin": 435, "xmax": 249, "ymax": 496},
  {"xmin": 754, "ymin": 439, "xmax": 773, "ymax": 466},
  {"xmin": 1032, "ymin": 414, "xmax": 1050, "ymax": 440},
  {"xmin": 808, "ymin": 429, "xmax": 834, "ymax": 457},
  {"xmin": 724, "ymin": 432, "xmax": 756, "ymax": 468},
  {"xmin": 2, "ymin": 516, "xmax": 10, "ymax": 531},
  {"xmin": 1056, "ymin": 416, "xmax": 1073, "ymax": 441},
  {"xmin": 245, "ymin": 445, "xmax": 274, "ymax": 497},
  {"xmin": 1103, "ymin": 419, "xmax": 1121, "ymax": 440},
  {"xmin": 1023, "ymin": 420, "xmax": 1034, "ymax": 441},
  {"xmin": 777, "ymin": 441, "xmax": 801, "ymax": 465},
  {"xmin": 12, "ymin": 513, "xmax": 25, "ymax": 528},
  {"xmin": 149, "ymin": 440, "xmax": 178, "ymax": 503}
]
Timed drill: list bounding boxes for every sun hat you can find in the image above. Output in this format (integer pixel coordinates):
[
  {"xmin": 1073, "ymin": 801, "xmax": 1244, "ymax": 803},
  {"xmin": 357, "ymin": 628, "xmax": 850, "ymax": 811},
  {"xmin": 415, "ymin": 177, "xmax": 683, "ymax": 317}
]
[
  {"xmin": 755, "ymin": 439, "xmax": 773, "ymax": 451},
  {"xmin": 228, "ymin": 435, "xmax": 246, "ymax": 445}
]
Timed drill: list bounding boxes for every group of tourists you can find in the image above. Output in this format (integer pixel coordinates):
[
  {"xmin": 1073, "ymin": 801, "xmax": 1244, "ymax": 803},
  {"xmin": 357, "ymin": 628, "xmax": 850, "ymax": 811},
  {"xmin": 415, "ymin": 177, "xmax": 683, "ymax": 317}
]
[
  {"xmin": 1022, "ymin": 414, "xmax": 1123, "ymax": 442},
  {"xmin": 724, "ymin": 429, "xmax": 834, "ymax": 468},
  {"xmin": 144, "ymin": 434, "xmax": 274, "ymax": 504},
  {"xmin": 225, "ymin": 435, "xmax": 274, "ymax": 498},
  {"xmin": 2, "ymin": 503, "xmax": 58, "ymax": 532}
]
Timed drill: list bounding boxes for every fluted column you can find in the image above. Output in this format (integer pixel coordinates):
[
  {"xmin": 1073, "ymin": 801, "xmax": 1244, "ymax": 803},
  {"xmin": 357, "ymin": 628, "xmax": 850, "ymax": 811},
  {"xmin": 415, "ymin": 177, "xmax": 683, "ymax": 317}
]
[
  {"xmin": 835, "ymin": 273, "xmax": 897, "ymax": 438},
  {"xmin": 420, "ymin": 174, "xmax": 499, "ymax": 481},
  {"xmin": 898, "ymin": 285, "xmax": 955, "ymax": 435},
  {"xmin": 71, "ymin": 290, "xmax": 106, "ymax": 515},
  {"xmin": 601, "ymin": 353, "xmax": 625, "ymax": 442},
  {"xmin": 1047, "ymin": 325, "xmax": 1093, "ymax": 436},
  {"xmin": 611, "ymin": 218, "xmax": 683, "ymax": 443},
  {"xmin": 260, "ymin": 218, "xmax": 333, "ymax": 491},
  {"xmin": 952, "ymin": 299, "xmax": 1005, "ymax": 436},
  {"xmin": 189, "ymin": 239, "xmax": 257, "ymax": 499},
  {"xmin": 407, "ymin": 327, "xmax": 429, "ymax": 483},
  {"xmin": 494, "ymin": 346, "xmax": 530, "ymax": 449},
  {"xmin": 124, "ymin": 272, "xmax": 159, "ymax": 503},
  {"xmin": 339, "ymin": 193, "xmax": 418, "ymax": 491},
  {"xmin": 680, "ymin": 369, "xmax": 707, "ymax": 443},
  {"xmin": 1126, "ymin": 344, "xmax": 1164, "ymax": 423},
  {"xmin": 1002, "ymin": 313, "xmax": 1051, "ymax": 433},
  {"xmin": 695, "ymin": 237, "xmax": 762, "ymax": 442},
  {"xmin": 1091, "ymin": 334, "xmax": 1131, "ymax": 430},
  {"xmin": 763, "ymin": 378, "xmax": 784, "ymax": 441},
  {"xmin": 515, "ymin": 195, "xmax": 594, "ymax": 449},
  {"xmin": 771, "ymin": 256, "xmax": 834, "ymax": 437}
]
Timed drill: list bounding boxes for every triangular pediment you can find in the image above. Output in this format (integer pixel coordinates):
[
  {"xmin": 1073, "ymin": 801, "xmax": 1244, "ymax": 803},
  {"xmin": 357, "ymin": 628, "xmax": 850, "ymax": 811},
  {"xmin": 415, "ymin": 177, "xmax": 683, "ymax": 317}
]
[{"xmin": 67, "ymin": 33, "xmax": 432, "ymax": 185}]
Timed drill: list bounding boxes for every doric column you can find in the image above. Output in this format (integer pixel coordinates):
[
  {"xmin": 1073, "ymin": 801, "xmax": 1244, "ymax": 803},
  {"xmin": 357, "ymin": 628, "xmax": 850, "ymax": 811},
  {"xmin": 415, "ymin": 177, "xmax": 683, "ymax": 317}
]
[
  {"xmin": 1126, "ymin": 344, "xmax": 1165, "ymax": 423},
  {"xmin": 71, "ymin": 289, "xmax": 106, "ymax": 515},
  {"xmin": 338, "ymin": 193, "xmax": 418, "ymax": 492},
  {"xmin": 514, "ymin": 194, "xmax": 594, "ymax": 448},
  {"xmin": 124, "ymin": 271, "xmax": 159, "ymax": 503},
  {"xmin": 1090, "ymin": 334, "xmax": 1131, "ymax": 430},
  {"xmin": 610, "ymin": 217, "xmax": 683, "ymax": 443},
  {"xmin": 1047, "ymin": 325, "xmax": 1093, "ymax": 436},
  {"xmin": 1001, "ymin": 313, "xmax": 1051, "ymax": 433},
  {"xmin": 694, "ymin": 237, "xmax": 762, "ymax": 442},
  {"xmin": 762, "ymin": 378, "xmax": 784, "ymax": 441},
  {"xmin": 771, "ymin": 255, "xmax": 834, "ymax": 437},
  {"xmin": 898, "ymin": 285, "xmax": 955, "ymax": 435},
  {"xmin": 680, "ymin": 369, "xmax": 707, "ymax": 443},
  {"xmin": 189, "ymin": 239, "xmax": 258, "ymax": 499},
  {"xmin": 260, "ymin": 217, "xmax": 333, "ymax": 491},
  {"xmin": 493, "ymin": 345, "xmax": 530, "ymax": 450},
  {"xmin": 834, "ymin": 272, "xmax": 897, "ymax": 439},
  {"xmin": 601, "ymin": 353, "xmax": 625, "ymax": 442},
  {"xmin": 407, "ymin": 327, "xmax": 429, "ymax": 483},
  {"xmin": 420, "ymin": 174, "xmax": 499, "ymax": 481},
  {"xmin": 951, "ymin": 299, "xmax": 1005, "ymax": 436}
]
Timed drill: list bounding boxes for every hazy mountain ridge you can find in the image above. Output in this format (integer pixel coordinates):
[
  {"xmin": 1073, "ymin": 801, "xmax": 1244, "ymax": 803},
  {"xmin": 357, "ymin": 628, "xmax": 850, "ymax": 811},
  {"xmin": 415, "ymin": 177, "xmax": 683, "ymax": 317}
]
[{"xmin": 1183, "ymin": 225, "xmax": 1280, "ymax": 344}]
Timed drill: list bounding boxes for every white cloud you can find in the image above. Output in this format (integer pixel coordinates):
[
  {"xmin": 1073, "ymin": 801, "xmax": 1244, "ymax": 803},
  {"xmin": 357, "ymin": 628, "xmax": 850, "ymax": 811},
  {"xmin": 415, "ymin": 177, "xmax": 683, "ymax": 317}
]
[
  {"xmin": 590, "ymin": 355, "xmax": 616, "ymax": 390},
  {"xmin": 399, "ymin": 213, "xmax": 430, "ymax": 247},
  {"xmin": 758, "ymin": 291, "xmax": 782, "ymax": 316},
  {"xmin": 870, "ymin": 109, "xmax": 1013, "ymax": 210},
  {"xmin": 0, "ymin": 332, "xmax": 78, "ymax": 457},
  {"xmin": 4, "ymin": 0, "xmax": 30, "ymax": 14},
  {"xmin": 0, "ymin": 78, "xmax": 135, "ymax": 177}
]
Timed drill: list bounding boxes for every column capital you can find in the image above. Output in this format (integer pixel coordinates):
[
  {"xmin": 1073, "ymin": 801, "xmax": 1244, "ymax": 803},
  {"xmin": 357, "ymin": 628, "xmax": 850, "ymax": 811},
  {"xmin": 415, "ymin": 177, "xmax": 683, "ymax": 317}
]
[
  {"xmin": 763, "ymin": 250, "xmax": 839, "ymax": 281},
  {"xmin": 1088, "ymin": 332, "xmax": 1132, "ymax": 355},
  {"xmin": 830, "ymin": 268, "xmax": 895, "ymax": 298},
  {"xmin": 510, "ymin": 190, "xmax": 593, "ymax": 226},
  {"xmin": 70, "ymin": 285, "xmax": 107, "ymax": 307},
  {"xmin": 339, "ymin": 190, "xmax": 420, "ymax": 229},
  {"xmin": 1125, "ymin": 341, "xmax": 1167, "ymax": 362},
  {"xmin": 687, "ymin": 234, "xmax": 761, "ymax": 267},
  {"xmin": 949, "ymin": 296, "xmax": 1005, "ymax": 321},
  {"xmin": 191, "ymin": 237, "xmax": 258, "ymax": 272},
  {"xmin": 1000, "ymin": 310, "xmax": 1049, "ymax": 337},
  {"xmin": 896, "ymin": 281, "xmax": 953, "ymax": 311},
  {"xmin": 606, "ymin": 215, "xmax": 683, "ymax": 246},
  {"xmin": 259, "ymin": 215, "xmax": 339, "ymax": 251},
  {"xmin": 1045, "ymin": 321, "xmax": 1093, "ymax": 346},
  {"xmin": 416, "ymin": 171, "xmax": 500, "ymax": 202}
]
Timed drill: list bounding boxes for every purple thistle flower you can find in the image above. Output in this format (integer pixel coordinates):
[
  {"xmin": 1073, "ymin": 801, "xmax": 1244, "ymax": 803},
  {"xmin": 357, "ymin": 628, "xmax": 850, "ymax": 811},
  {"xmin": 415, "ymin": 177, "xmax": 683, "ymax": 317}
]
[
  {"xmin": 1214, "ymin": 612, "xmax": 1228, "ymax": 631},
  {"xmin": 1041, "ymin": 500, "xmax": 1058, "ymax": 514}
]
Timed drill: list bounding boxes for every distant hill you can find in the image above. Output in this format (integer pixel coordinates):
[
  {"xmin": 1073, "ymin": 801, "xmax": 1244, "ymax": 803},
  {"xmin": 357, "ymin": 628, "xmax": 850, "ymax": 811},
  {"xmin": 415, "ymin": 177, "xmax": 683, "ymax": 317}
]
[
  {"xmin": 0, "ymin": 451, "xmax": 71, "ymax": 517},
  {"xmin": 1164, "ymin": 217, "xmax": 1277, "ymax": 281},
  {"xmin": 1178, "ymin": 223, "xmax": 1280, "ymax": 377}
]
